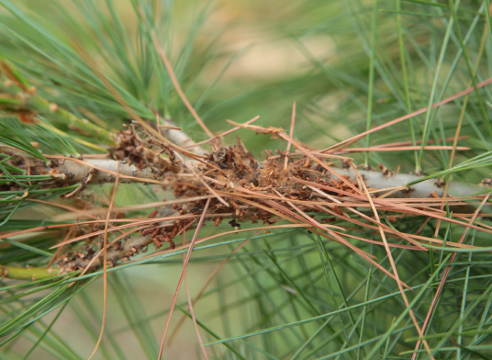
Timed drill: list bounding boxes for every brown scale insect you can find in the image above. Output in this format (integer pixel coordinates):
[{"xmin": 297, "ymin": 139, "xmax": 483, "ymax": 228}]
[
  {"xmin": 169, "ymin": 227, "xmax": 178, "ymax": 239},
  {"xmin": 151, "ymin": 228, "xmax": 160, "ymax": 238},
  {"xmin": 142, "ymin": 228, "xmax": 154, "ymax": 236},
  {"xmin": 148, "ymin": 209, "xmax": 159, "ymax": 218},
  {"xmin": 153, "ymin": 238, "xmax": 163, "ymax": 249},
  {"xmin": 159, "ymin": 232, "xmax": 171, "ymax": 243}
]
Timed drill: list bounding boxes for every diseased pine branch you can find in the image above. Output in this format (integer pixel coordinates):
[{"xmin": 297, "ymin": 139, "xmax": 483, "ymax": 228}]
[
  {"xmin": 2, "ymin": 117, "xmax": 491, "ymax": 281},
  {"xmin": 18, "ymin": 157, "xmax": 486, "ymax": 198},
  {"xmin": 57, "ymin": 201, "xmax": 179, "ymax": 274}
]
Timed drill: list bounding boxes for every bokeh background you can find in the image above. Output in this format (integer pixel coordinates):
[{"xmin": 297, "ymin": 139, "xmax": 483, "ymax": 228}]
[{"xmin": 1, "ymin": 0, "xmax": 491, "ymax": 359}]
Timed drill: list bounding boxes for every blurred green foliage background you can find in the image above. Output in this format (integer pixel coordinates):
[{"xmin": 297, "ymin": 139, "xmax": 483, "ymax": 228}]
[{"xmin": 0, "ymin": 0, "xmax": 492, "ymax": 359}]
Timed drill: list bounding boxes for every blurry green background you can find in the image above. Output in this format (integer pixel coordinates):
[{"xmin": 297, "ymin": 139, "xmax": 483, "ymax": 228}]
[{"xmin": 1, "ymin": 0, "xmax": 492, "ymax": 359}]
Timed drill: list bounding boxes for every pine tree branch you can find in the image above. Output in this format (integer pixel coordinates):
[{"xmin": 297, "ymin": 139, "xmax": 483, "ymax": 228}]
[
  {"xmin": 332, "ymin": 168, "xmax": 486, "ymax": 198},
  {"xmin": 159, "ymin": 117, "xmax": 209, "ymax": 156},
  {"xmin": 28, "ymin": 157, "xmax": 486, "ymax": 198},
  {"xmin": 0, "ymin": 265, "xmax": 59, "ymax": 280},
  {"xmin": 0, "ymin": 61, "xmax": 116, "ymax": 145},
  {"xmin": 3, "ymin": 118, "xmax": 491, "ymax": 279},
  {"xmin": 57, "ymin": 207, "xmax": 179, "ymax": 274}
]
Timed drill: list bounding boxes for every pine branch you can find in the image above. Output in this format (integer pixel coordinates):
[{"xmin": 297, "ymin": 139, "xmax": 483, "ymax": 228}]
[
  {"xmin": 332, "ymin": 168, "xmax": 486, "ymax": 199},
  {"xmin": 3, "ymin": 112, "xmax": 491, "ymax": 281},
  {"xmin": 18, "ymin": 157, "xmax": 486, "ymax": 197},
  {"xmin": 0, "ymin": 61, "xmax": 116, "ymax": 145},
  {"xmin": 0, "ymin": 265, "xmax": 59, "ymax": 280},
  {"xmin": 57, "ymin": 207, "xmax": 179, "ymax": 274}
]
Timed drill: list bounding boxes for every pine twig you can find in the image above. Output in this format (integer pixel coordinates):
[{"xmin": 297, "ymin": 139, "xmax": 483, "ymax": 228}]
[
  {"xmin": 24, "ymin": 157, "xmax": 486, "ymax": 198},
  {"xmin": 0, "ymin": 265, "xmax": 59, "ymax": 280},
  {"xmin": 0, "ymin": 61, "xmax": 116, "ymax": 144}
]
